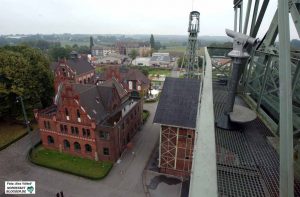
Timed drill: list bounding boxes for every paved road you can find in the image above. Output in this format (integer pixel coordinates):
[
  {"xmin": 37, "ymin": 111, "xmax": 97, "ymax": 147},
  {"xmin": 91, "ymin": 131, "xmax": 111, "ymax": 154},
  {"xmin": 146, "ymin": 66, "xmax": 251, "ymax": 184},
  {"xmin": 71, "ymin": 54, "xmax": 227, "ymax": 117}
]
[
  {"xmin": 171, "ymin": 59, "xmax": 180, "ymax": 78},
  {"xmin": 0, "ymin": 102, "xmax": 160, "ymax": 197}
]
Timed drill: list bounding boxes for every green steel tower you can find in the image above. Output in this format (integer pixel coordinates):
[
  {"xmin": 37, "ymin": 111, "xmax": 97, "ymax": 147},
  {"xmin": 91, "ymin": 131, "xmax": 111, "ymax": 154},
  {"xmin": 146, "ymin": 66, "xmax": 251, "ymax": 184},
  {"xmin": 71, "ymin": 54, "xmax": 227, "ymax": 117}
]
[{"xmin": 186, "ymin": 11, "xmax": 200, "ymax": 78}]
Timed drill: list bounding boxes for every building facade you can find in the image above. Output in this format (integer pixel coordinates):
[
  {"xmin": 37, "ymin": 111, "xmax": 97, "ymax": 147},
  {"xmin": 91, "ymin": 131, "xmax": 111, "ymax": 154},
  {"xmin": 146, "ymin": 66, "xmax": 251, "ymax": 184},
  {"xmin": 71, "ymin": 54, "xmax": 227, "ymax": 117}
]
[
  {"xmin": 132, "ymin": 57, "xmax": 151, "ymax": 67},
  {"xmin": 150, "ymin": 53, "xmax": 171, "ymax": 68},
  {"xmin": 115, "ymin": 41, "xmax": 151, "ymax": 57},
  {"xmin": 51, "ymin": 53, "xmax": 95, "ymax": 91},
  {"xmin": 91, "ymin": 46, "xmax": 117, "ymax": 57},
  {"xmin": 95, "ymin": 66, "xmax": 150, "ymax": 97},
  {"xmin": 94, "ymin": 53, "xmax": 131, "ymax": 65},
  {"xmin": 35, "ymin": 69, "xmax": 142, "ymax": 162},
  {"xmin": 159, "ymin": 125, "xmax": 195, "ymax": 177}
]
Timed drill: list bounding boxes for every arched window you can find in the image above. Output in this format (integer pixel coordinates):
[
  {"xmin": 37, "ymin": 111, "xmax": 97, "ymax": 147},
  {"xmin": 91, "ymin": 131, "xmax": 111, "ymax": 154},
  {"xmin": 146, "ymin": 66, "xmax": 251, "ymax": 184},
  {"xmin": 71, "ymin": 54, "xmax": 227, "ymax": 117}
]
[
  {"xmin": 74, "ymin": 142, "xmax": 81, "ymax": 152},
  {"xmin": 85, "ymin": 144, "xmax": 92, "ymax": 153},
  {"xmin": 63, "ymin": 140, "xmax": 70, "ymax": 149},
  {"xmin": 47, "ymin": 135, "xmax": 54, "ymax": 144}
]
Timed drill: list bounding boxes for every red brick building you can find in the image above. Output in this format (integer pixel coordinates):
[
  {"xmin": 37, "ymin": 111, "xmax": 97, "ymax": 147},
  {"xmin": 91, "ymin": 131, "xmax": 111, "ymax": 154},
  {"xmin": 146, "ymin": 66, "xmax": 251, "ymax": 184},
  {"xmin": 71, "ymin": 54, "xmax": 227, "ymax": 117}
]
[
  {"xmin": 50, "ymin": 52, "xmax": 95, "ymax": 91},
  {"xmin": 153, "ymin": 77, "xmax": 200, "ymax": 178},
  {"xmin": 35, "ymin": 62, "xmax": 142, "ymax": 162},
  {"xmin": 115, "ymin": 41, "xmax": 151, "ymax": 57},
  {"xmin": 95, "ymin": 66, "xmax": 150, "ymax": 98}
]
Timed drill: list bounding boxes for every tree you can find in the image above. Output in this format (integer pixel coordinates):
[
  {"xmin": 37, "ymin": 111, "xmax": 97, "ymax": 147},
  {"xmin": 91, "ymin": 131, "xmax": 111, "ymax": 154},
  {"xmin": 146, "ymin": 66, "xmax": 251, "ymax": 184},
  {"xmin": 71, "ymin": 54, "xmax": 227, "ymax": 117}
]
[
  {"xmin": 150, "ymin": 34, "xmax": 155, "ymax": 50},
  {"xmin": 0, "ymin": 46, "xmax": 54, "ymax": 120},
  {"xmin": 177, "ymin": 56, "xmax": 187, "ymax": 68},
  {"xmin": 198, "ymin": 57, "xmax": 203, "ymax": 68},
  {"xmin": 77, "ymin": 45, "xmax": 90, "ymax": 54},
  {"xmin": 72, "ymin": 44, "xmax": 79, "ymax": 50},
  {"xmin": 49, "ymin": 47, "xmax": 71, "ymax": 61},
  {"xmin": 154, "ymin": 41, "xmax": 162, "ymax": 51},
  {"xmin": 36, "ymin": 40, "xmax": 50, "ymax": 50},
  {"xmin": 208, "ymin": 42, "xmax": 232, "ymax": 56},
  {"xmin": 129, "ymin": 49, "xmax": 138, "ymax": 60},
  {"xmin": 90, "ymin": 36, "xmax": 94, "ymax": 53},
  {"xmin": 140, "ymin": 68, "xmax": 149, "ymax": 77}
]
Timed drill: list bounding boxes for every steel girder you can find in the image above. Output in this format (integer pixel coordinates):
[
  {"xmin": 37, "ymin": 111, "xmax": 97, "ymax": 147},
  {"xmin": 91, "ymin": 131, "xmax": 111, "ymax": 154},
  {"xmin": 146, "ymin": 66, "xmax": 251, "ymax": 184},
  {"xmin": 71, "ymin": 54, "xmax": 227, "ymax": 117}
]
[{"xmin": 242, "ymin": 0, "xmax": 300, "ymax": 136}]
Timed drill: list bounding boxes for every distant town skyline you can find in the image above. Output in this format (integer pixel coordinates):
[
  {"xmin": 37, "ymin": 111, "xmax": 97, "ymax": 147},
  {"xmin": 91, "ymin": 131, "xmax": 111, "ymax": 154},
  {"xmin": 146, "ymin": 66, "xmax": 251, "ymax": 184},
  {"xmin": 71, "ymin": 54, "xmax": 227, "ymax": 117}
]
[{"xmin": 0, "ymin": 0, "xmax": 298, "ymax": 39}]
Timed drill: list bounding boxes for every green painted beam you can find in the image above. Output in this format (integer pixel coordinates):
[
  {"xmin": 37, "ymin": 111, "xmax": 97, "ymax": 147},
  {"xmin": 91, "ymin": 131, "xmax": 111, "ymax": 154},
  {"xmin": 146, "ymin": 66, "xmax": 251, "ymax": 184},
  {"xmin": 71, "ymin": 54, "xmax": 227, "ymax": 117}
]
[{"xmin": 278, "ymin": 0, "xmax": 294, "ymax": 195}]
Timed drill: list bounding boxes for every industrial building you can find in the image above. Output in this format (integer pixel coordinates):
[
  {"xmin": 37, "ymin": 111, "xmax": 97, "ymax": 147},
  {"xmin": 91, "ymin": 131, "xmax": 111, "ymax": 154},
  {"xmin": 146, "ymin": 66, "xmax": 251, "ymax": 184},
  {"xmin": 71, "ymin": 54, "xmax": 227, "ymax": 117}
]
[
  {"xmin": 150, "ymin": 53, "xmax": 171, "ymax": 68},
  {"xmin": 132, "ymin": 57, "xmax": 151, "ymax": 67},
  {"xmin": 153, "ymin": 77, "xmax": 200, "ymax": 177}
]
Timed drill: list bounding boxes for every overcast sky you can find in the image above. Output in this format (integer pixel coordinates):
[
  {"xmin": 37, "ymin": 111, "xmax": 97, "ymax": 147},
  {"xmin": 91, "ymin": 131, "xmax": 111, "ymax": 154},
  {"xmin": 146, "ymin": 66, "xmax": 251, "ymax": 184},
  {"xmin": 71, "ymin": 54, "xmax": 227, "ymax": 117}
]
[{"xmin": 0, "ymin": 0, "xmax": 298, "ymax": 39}]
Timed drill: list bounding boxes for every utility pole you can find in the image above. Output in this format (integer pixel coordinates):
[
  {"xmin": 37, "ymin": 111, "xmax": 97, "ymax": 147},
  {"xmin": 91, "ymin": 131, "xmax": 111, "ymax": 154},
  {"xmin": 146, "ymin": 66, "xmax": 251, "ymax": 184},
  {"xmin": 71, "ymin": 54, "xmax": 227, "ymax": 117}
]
[{"xmin": 17, "ymin": 96, "xmax": 30, "ymax": 133}]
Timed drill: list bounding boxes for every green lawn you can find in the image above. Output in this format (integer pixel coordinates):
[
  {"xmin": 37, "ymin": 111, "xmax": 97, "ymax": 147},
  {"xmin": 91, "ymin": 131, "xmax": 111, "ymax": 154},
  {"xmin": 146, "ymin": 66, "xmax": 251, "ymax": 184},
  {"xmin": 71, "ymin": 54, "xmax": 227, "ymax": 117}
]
[
  {"xmin": 0, "ymin": 122, "xmax": 31, "ymax": 150},
  {"xmin": 148, "ymin": 68, "xmax": 171, "ymax": 76},
  {"xmin": 30, "ymin": 146, "xmax": 113, "ymax": 180},
  {"xmin": 142, "ymin": 110, "xmax": 150, "ymax": 123},
  {"xmin": 95, "ymin": 66, "xmax": 104, "ymax": 74}
]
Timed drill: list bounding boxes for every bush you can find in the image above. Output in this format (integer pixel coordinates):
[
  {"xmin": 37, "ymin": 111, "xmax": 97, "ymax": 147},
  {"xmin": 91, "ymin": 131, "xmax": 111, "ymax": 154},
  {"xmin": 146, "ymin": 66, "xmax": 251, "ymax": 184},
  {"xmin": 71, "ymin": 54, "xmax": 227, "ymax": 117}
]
[{"xmin": 142, "ymin": 110, "xmax": 150, "ymax": 123}]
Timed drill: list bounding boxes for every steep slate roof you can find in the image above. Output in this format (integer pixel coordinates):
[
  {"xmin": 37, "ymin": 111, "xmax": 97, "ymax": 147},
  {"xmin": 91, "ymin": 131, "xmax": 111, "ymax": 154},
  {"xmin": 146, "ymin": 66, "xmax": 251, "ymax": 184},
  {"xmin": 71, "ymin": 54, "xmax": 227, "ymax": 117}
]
[
  {"xmin": 124, "ymin": 69, "xmax": 150, "ymax": 84},
  {"xmin": 67, "ymin": 58, "xmax": 94, "ymax": 75},
  {"xmin": 50, "ymin": 58, "xmax": 94, "ymax": 75},
  {"xmin": 102, "ymin": 78, "xmax": 127, "ymax": 98},
  {"xmin": 96, "ymin": 67, "xmax": 150, "ymax": 85},
  {"xmin": 153, "ymin": 77, "xmax": 201, "ymax": 129},
  {"xmin": 72, "ymin": 83, "xmax": 123, "ymax": 124},
  {"xmin": 76, "ymin": 85, "xmax": 109, "ymax": 123}
]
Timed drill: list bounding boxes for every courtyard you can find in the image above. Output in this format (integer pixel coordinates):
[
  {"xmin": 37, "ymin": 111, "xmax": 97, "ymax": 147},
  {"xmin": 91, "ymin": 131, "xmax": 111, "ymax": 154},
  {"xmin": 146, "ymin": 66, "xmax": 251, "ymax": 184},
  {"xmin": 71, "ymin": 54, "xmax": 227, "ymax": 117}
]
[{"xmin": 0, "ymin": 103, "xmax": 160, "ymax": 197}]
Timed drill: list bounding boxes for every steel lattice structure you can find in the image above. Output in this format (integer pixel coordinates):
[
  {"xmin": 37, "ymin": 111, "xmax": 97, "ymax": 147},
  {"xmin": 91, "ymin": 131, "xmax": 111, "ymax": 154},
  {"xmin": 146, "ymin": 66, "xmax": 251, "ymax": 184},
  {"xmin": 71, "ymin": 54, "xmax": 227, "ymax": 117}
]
[
  {"xmin": 185, "ymin": 11, "xmax": 200, "ymax": 78},
  {"xmin": 190, "ymin": 0, "xmax": 300, "ymax": 196}
]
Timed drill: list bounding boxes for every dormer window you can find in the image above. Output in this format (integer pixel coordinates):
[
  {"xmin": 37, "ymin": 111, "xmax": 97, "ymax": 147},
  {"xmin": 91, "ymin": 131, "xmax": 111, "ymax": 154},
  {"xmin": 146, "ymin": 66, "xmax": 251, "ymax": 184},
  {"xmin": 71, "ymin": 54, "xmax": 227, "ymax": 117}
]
[
  {"xmin": 65, "ymin": 108, "xmax": 69, "ymax": 116},
  {"xmin": 96, "ymin": 97, "xmax": 100, "ymax": 104},
  {"xmin": 62, "ymin": 68, "xmax": 66, "ymax": 77},
  {"xmin": 65, "ymin": 108, "xmax": 69, "ymax": 120},
  {"xmin": 93, "ymin": 109, "xmax": 97, "ymax": 114},
  {"xmin": 77, "ymin": 109, "xmax": 81, "ymax": 122}
]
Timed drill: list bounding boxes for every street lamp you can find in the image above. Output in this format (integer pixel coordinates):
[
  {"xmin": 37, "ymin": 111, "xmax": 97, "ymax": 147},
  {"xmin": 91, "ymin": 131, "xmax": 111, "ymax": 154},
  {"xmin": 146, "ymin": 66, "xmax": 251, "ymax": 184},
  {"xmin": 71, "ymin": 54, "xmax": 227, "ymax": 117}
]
[{"xmin": 16, "ymin": 96, "xmax": 30, "ymax": 133}]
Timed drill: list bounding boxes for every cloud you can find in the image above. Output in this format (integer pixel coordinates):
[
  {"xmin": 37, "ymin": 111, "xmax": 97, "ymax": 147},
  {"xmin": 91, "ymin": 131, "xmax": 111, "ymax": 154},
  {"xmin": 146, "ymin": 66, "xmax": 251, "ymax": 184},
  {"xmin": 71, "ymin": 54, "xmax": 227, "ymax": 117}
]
[{"xmin": 0, "ymin": 0, "xmax": 298, "ymax": 39}]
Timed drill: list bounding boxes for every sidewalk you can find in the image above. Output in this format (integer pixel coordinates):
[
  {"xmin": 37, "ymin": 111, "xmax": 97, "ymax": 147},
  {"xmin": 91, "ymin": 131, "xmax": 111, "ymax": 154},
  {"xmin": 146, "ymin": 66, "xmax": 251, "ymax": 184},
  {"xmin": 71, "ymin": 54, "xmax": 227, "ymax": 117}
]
[{"xmin": 142, "ymin": 143, "xmax": 183, "ymax": 197}]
